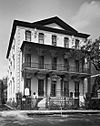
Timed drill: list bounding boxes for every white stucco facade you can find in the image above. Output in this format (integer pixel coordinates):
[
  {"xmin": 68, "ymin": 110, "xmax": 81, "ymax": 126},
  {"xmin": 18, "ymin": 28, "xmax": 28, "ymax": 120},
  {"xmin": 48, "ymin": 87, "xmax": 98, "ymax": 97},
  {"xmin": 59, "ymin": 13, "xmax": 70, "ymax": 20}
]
[{"xmin": 7, "ymin": 17, "xmax": 90, "ymax": 108}]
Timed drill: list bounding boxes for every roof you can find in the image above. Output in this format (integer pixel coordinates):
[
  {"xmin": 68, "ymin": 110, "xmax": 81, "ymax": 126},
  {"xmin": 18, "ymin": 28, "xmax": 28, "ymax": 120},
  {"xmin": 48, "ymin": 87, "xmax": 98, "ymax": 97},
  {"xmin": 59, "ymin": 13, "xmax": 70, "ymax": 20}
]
[
  {"xmin": 32, "ymin": 16, "xmax": 78, "ymax": 33},
  {"xmin": 6, "ymin": 16, "xmax": 90, "ymax": 58}
]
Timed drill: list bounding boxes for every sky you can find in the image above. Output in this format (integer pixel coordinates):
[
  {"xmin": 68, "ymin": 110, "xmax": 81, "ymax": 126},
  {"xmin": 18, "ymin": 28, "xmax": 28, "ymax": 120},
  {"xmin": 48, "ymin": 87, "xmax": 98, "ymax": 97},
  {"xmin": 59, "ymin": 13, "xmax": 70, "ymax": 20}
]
[{"xmin": 0, "ymin": 0, "xmax": 100, "ymax": 79}]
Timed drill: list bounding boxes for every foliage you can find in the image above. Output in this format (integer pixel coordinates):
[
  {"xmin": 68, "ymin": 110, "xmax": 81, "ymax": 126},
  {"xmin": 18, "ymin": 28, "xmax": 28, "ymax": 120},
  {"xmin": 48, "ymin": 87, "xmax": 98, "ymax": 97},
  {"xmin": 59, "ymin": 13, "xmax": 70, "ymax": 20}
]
[{"xmin": 82, "ymin": 38, "xmax": 100, "ymax": 71}]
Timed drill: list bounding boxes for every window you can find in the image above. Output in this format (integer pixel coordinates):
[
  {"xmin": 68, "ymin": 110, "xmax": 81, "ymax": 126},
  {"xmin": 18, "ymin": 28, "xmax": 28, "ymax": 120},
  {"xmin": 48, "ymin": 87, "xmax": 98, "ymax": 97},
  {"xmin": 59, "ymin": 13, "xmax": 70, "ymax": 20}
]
[
  {"xmin": 52, "ymin": 57, "xmax": 57, "ymax": 70},
  {"xmin": 70, "ymin": 92, "xmax": 73, "ymax": 98},
  {"xmin": 61, "ymin": 81, "xmax": 69, "ymax": 96},
  {"xmin": 51, "ymin": 81, "xmax": 56, "ymax": 97},
  {"xmin": 25, "ymin": 30, "xmax": 31, "ymax": 41},
  {"xmin": 75, "ymin": 60, "xmax": 79, "ymax": 72},
  {"xmin": 38, "ymin": 80, "xmax": 44, "ymax": 96},
  {"xmin": 52, "ymin": 35, "xmax": 57, "ymax": 46},
  {"xmin": 38, "ymin": 33, "xmax": 44, "ymax": 44},
  {"xmin": 26, "ymin": 78, "xmax": 31, "ymax": 96},
  {"xmin": 64, "ymin": 37, "xmax": 69, "ymax": 48},
  {"xmin": 75, "ymin": 39, "xmax": 79, "ymax": 49},
  {"xmin": 75, "ymin": 82, "xmax": 79, "ymax": 97},
  {"xmin": 39, "ymin": 56, "xmax": 44, "ymax": 69},
  {"xmin": 64, "ymin": 58, "xmax": 69, "ymax": 71},
  {"xmin": 25, "ymin": 54, "xmax": 31, "ymax": 67},
  {"xmin": 81, "ymin": 58, "xmax": 85, "ymax": 72},
  {"xmin": 64, "ymin": 81, "xmax": 69, "ymax": 97},
  {"xmin": 13, "ymin": 54, "xmax": 15, "ymax": 69}
]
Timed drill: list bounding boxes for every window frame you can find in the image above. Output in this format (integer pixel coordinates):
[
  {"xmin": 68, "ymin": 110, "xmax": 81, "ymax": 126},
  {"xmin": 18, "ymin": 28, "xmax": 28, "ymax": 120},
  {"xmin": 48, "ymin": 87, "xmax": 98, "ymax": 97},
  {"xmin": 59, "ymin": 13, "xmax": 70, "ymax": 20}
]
[
  {"xmin": 52, "ymin": 57, "xmax": 57, "ymax": 70},
  {"xmin": 64, "ymin": 37, "xmax": 69, "ymax": 48},
  {"xmin": 38, "ymin": 79, "xmax": 44, "ymax": 96},
  {"xmin": 25, "ymin": 30, "xmax": 31, "ymax": 41},
  {"xmin": 38, "ymin": 56, "xmax": 44, "ymax": 69},
  {"xmin": 38, "ymin": 33, "xmax": 44, "ymax": 44},
  {"xmin": 75, "ymin": 39, "xmax": 79, "ymax": 49},
  {"xmin": 25, "ymin": 54, "xmax": 31, "ymax": 67},
  {"xmin": 52, "ymin": 35, "xmax": 57, "ymax": 46},
  {"xmin": 51, "ymin": 81, "xmax": 56, "ymax": 97}
]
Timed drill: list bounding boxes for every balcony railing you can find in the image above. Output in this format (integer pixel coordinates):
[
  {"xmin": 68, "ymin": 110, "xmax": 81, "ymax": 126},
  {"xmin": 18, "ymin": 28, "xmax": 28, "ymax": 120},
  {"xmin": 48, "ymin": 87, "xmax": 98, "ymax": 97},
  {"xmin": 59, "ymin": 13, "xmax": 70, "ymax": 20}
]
[{"xmin": 22, "ymin": 62, "xmax": 90, "ymax": 74}]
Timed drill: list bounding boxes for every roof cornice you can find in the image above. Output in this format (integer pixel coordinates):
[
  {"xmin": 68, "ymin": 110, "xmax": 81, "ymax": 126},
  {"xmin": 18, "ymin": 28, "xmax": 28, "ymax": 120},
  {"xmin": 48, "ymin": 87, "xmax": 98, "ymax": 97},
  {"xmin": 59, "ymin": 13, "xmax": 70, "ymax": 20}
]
[{"xmin": 6, "ymin": 17, "xmax": 90, "ymax": 58}]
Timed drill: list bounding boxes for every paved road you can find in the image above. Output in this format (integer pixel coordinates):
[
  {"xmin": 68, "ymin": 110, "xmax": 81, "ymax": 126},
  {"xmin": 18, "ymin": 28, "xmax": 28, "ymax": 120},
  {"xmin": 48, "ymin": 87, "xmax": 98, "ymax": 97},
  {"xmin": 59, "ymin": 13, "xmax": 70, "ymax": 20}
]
[{"xmin": 0, "ymin": 113, "xmax": 100, "ymax": 126}]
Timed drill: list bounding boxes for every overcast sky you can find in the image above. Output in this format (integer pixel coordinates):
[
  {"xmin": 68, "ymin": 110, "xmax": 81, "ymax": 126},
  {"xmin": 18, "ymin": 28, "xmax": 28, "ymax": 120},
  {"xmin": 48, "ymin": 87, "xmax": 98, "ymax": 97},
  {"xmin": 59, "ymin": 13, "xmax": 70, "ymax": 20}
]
[{"xmin": 0, "ymin": 0, "xmax": 100, "ymax": 79}]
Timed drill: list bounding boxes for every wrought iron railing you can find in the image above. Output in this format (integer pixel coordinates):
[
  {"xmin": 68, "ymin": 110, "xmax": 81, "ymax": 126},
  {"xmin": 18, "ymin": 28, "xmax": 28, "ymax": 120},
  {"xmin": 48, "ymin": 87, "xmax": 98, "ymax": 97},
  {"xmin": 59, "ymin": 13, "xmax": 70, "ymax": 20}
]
[{"xmin": 22, "ymin": 62, "xmax": 90, "ymax": 74}]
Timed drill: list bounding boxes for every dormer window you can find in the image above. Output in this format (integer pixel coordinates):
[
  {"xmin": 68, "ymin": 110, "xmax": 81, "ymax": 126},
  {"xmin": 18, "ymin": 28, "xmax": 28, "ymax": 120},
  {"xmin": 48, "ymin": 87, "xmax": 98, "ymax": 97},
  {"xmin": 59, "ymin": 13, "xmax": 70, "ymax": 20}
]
[
  {"xmin": 38, "ymin": 33, "xmax": 44, "ymax": 44},
  {"xmin": 52, "ymin": 35, "xmax": 57, "ymax": 46},
  {"xmin": 25, "ymin": 30, "xmax": 31, "ymax": 41},
  {"xmin": 64, "ymin": 37, "xmax": 69, "ymax": 48},
  {"xmin": 75, "ymin": 39, "xmax": 79, "ymax": 49}
]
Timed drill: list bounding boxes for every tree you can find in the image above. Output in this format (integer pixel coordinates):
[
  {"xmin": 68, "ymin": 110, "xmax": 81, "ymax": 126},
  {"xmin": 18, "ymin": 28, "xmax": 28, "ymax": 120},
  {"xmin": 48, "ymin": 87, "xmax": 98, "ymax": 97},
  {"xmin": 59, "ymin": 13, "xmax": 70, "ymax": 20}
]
[{"xmin": 81, "ymin": 38, "xmax": 100, "ymax": 71}]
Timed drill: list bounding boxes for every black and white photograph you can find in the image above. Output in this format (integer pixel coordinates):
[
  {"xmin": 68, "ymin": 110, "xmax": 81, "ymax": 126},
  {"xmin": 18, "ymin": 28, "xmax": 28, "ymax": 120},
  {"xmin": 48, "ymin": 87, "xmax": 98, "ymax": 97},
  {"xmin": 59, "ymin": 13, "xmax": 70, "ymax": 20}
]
[{"xmin": 0, "ymin": 0, "xmax": 100, "ymax": 125}]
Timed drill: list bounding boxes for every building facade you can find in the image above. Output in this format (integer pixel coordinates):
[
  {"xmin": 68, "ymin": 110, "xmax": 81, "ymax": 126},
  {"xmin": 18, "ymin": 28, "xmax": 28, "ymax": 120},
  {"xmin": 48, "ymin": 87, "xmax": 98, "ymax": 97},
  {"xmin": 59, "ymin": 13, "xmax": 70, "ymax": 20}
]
[
  {"xmin": 0, "ymin": 80, "xmax": 3, "ymax": 105},
  {"xmin": 6, "ymin": 17, "xmax": 90, "ymax": 108}
]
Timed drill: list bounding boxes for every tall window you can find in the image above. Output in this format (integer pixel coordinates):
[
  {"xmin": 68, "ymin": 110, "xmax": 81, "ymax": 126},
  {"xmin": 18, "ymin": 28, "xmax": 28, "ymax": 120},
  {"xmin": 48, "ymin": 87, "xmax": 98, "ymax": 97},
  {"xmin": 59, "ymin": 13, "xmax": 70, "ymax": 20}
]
[
  {"xmin": 75, "ymin": 60, "xmax": 79, "ymax": 72},
  {"xmin": 13, "ymin": 54, "xmax": 15, "ymax": 70},
  {"xmin": 51, "ymin": 81, "xmax": 56, "ymax": 97},
  {"xmin": 64, "ymin": 58, "xmax": 69, "ymax": 71},
  {"xmin": 52, "ymin": 35, "xmax": 57, "ymax": 46},
  {"xmin": 81, "ymin": 58, "xmax": 85, "ymax": 72},
  {"xmin": 61, "ymin": 81, "xmax": 69, "ymax": 96},
  {"xmin": 38, "ymin": 79, "xmax": 44, "ymax": 96},
  {"xmin": 75, "ymin": 81, "xmax": 79, "ymax": 97},
  {"xmin": 38, "ymin": 33, "xmax": 44, "ymax": 44},
  {"xmin": 75, "ymin": 39, "xmax": 79, "ymax": 49},
  {"xmin": 25, "ymin": 30, "xmax": 31, "ymax": 41},
  {"xmin": 64, "ymin": 81, "xmax": 69, "ymax": 97},
  {"xmin": 26, "ymin": 78, "xmax": 31, "ymax": 96},
  {"xmin": 64, "ymin": 37, "xmax": 69, "ymax": 48},
  {"xmin": 52, "ymin": 57, "xmax": 57, "ymax": 70},
  {"xmin": 39, "ymin": 56, "xmax": 44, "ymax": 69},
  {"xmin": 25, "ymin": 54, "xmax": 31, "ymax": 67}
]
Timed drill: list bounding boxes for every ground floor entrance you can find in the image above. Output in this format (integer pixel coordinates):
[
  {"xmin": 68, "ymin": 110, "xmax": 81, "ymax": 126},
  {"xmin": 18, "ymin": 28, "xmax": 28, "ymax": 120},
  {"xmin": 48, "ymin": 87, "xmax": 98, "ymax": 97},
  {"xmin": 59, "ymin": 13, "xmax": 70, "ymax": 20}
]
[{"xmin": 20, "ymin": 72, "xmax": 88, "ymax": 110}]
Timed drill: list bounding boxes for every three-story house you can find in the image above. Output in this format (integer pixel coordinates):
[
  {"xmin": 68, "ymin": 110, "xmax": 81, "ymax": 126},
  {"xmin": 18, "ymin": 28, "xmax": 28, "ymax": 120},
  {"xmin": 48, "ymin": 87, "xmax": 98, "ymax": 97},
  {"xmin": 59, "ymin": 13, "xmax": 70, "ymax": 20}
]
[{"xmin": 6, "ymin": 16, "xmax": 90, "ymax": 109}]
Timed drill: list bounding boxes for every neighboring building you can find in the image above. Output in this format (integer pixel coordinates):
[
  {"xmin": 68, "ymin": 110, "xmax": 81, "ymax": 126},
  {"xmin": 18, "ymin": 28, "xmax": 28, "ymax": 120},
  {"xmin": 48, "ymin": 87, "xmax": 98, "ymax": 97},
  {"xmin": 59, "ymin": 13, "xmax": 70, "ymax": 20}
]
[
  {"xmin": 2, "ymin": 77, "xmax": 7, "ymax": 103},
  {"xmin": 91, "ymin": 38, "xmax": 100, "ymax": 98},
  {"xmin": 0, "ymin": 80, "xmax": 3, "ymax": 105},
  {"xmin": 6, "ymin": 16, "xmax": 90, "ymax": 108}
]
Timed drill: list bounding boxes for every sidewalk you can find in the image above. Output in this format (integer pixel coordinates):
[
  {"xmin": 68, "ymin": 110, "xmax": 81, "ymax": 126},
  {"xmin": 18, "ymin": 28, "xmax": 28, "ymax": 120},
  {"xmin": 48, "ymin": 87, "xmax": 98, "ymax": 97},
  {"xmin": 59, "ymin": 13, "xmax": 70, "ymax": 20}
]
[{"xmin": 0, "ymin": 109, "xmax": 100, "ymax": 118}]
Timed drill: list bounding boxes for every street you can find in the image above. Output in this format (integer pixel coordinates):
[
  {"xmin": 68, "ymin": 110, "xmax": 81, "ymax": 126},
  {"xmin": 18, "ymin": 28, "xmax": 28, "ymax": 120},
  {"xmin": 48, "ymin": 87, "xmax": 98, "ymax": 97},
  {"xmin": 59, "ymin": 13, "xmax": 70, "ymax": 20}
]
[{"xmin": 0, "ymin": 113, "xmax": 100, "ymax": 126}]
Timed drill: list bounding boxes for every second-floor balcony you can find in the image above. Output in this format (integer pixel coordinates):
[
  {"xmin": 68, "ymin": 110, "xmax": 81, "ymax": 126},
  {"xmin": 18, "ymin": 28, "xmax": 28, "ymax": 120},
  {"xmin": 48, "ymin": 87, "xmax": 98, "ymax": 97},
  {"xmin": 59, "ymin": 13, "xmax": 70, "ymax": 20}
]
[{"xmin": 22, "ymin": 62, "xmax": 90, "ymax": 74}]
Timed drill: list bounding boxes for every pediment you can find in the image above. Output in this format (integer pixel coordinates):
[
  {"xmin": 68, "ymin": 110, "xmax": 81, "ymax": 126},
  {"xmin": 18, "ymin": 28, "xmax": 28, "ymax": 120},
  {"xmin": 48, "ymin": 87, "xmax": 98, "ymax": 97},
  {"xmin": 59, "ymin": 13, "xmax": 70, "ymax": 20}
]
[
  {"xmin": 44, "ymin": 23, "xmax": 64, "ymax": 30},
  {"xmin": 33, "ymin": 16, "xmax": 78, "ymax": 33}
]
